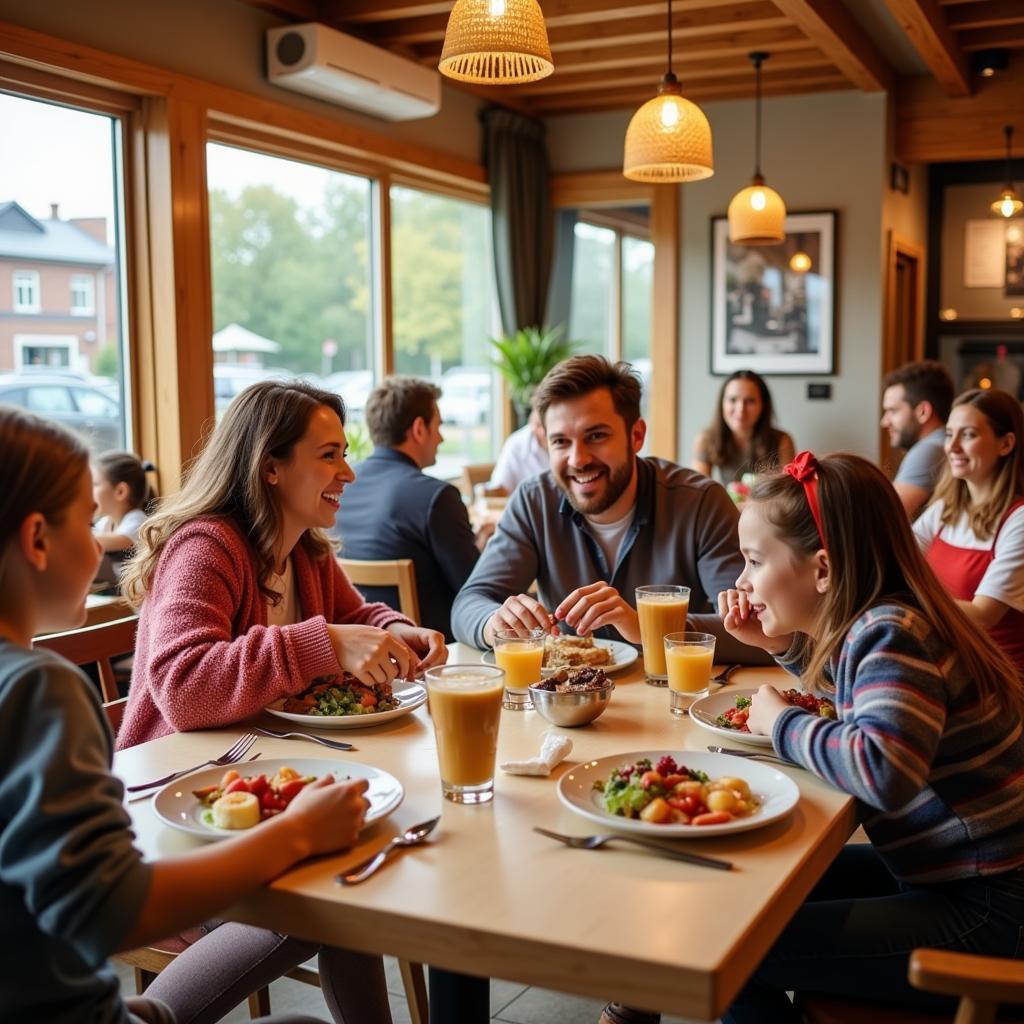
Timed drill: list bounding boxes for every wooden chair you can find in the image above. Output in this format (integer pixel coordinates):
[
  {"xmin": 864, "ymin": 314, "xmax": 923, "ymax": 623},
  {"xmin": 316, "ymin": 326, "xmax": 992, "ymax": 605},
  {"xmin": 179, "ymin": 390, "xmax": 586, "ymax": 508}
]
[
  {"xmin": 34, "ymin": 615, "xmax": 138, "ymax": 701},
  {"xmin": 459, "ymin": 461, "xmax": 495, "ymax": 501},
  {"xmin": 339, "ymin": 557, "xmax": 421, "ymax": 624},
  {"xmin": 800, "ymin": 949, "xmax": 1024, "ymax": 1024}
]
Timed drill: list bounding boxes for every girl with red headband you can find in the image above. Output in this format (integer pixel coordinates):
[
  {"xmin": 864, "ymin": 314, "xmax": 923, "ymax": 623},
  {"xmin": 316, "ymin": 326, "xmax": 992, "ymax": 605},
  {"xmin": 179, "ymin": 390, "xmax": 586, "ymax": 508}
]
[{"xmin": 717, "ymin": 451, "xmax": 1024, "ymax": 1022}]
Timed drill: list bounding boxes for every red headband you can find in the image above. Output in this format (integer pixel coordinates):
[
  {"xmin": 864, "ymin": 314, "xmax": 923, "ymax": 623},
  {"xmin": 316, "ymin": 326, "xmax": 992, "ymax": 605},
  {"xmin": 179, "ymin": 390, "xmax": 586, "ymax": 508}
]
[{"xmin": 784, "ymin": 451, "xmax": 827, "ymax": 551}]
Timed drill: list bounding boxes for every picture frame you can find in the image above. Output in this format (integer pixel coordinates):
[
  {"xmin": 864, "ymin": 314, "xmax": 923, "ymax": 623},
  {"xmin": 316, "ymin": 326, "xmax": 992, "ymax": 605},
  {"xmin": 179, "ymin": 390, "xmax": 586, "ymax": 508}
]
[{"xmin": 710, "ymin": 210, "xmax": 837, "ymax": 376}]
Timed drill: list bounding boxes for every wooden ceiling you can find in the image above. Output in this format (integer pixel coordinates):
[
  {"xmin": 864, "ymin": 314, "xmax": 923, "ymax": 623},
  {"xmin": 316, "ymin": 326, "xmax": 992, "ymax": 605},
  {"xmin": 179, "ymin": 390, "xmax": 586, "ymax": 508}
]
[{"xmin": 246, "ymin": 0, "xmax": 1024, "ymax": 115}]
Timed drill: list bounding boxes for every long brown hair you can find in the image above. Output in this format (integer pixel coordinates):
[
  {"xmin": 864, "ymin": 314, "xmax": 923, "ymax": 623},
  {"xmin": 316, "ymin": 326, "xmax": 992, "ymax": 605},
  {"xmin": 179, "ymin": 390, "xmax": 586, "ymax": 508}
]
[
  {"xmin": 0, "ymin": 404, "xmax": 89, "ymax": 603},
  {"xmin": 931, "ymin": 388, "xmax": 1024, "ymax": 540},
  {"xmin": 94, "ymin": 450, "xmax": 157, "ymax": 512},
  {"xmin": 122, "ymin": 380, "xmax": 346, "ymax": 608},
  {"xmin": 751, "ymin": 453, "xmax": 1024, "ymax": 715},
  {"xmin": 706, "ymin": 370, "xmax": 781, "ymax": 471}
]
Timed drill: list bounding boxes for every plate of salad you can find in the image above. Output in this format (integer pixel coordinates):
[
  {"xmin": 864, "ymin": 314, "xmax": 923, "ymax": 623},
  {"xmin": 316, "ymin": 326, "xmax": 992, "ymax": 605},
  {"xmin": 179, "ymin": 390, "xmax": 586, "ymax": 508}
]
[
  {"xmin": 557, "ymin": 750, "xmax": 799, "ymax": 837},
  {"xmin": 689, "ymin": 688, "xmax": 837, "ymax": 748},
  {"xmin": 152, "ymin": 757, "xmax": 404, "ymax": 841},
  {"xmin": 265, "ymin": 675, "xmax": 427, "ymax": 729}
]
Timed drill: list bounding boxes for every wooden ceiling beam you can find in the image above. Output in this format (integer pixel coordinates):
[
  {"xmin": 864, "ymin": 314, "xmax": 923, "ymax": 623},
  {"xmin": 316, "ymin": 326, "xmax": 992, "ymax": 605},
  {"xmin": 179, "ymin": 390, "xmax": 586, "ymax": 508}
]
[
  {"xmin": 880, "ymin": 0, "xmax": 971, "ymax": 96},
  {"xmin": 946, "ymin": 0, "xmax": 1024, "ymax": 29},
  {"xmin": 321, "ymin": 1, "xmax": 451, "ymax": 23},
  {"xmin": 769, "ymin": 0, "xmax": 895, "ymax": 91},
  {"xmin": 957, "ymin": 24, "xmax": 1024, "ymax": 48},
  {"xmin": 239, "ymin": 0, "xmax": 319, "ymax": 19}
]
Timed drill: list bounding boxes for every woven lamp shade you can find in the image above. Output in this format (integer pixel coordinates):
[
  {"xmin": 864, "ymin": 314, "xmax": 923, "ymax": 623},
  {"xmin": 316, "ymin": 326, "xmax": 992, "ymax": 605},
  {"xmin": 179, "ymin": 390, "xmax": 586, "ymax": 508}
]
[
  {"xmin": 728, "ymin": 176, "xmax": 786, "ymax": 245},
  {"xmin": 439, "ymin": 0, "xmax": 553, "ymax": 84},
  {"xmin": 623, "ymin": 85, "xmax": 714, "ymax": 183}
]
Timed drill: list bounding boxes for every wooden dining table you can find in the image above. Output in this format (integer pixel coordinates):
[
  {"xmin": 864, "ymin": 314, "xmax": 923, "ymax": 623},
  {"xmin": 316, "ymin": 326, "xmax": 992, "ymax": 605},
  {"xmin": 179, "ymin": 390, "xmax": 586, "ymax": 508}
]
[{"xmin": 116, "ymin": 645, "xmax": 857, "ymax": 1022}]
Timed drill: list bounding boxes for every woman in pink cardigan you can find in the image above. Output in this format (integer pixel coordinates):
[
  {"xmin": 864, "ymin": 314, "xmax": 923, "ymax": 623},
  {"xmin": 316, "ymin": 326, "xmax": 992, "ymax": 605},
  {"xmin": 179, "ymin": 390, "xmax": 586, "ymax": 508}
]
[{"xmin": 117, "ymin": 379, "xmax": 446, "ymax": 1024}]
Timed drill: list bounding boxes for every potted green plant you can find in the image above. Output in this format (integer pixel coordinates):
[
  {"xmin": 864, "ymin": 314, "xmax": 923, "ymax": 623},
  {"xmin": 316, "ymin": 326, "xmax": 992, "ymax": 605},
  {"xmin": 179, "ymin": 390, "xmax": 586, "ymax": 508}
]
[{"xmin": 489, "ymin": 324, "xmax": 577, "ymax": 428}]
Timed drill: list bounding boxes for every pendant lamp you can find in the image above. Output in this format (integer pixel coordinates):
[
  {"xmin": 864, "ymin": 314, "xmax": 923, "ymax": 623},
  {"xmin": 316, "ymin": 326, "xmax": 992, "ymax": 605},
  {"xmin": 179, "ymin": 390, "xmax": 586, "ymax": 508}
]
[
  {"xmin": 623, "ymin": 0, "xmax": 713, "ymax": 183},
  {"xmin": 991, "ymin": 125, "xmax": 1023, "ymax": 219},
  {"xmin": 728, "ymin": 52, "xmax": 786, "ymax": 245},
  {"xmin": 439, "ymin": 0, "xmax": 553, "ymax": 84}
]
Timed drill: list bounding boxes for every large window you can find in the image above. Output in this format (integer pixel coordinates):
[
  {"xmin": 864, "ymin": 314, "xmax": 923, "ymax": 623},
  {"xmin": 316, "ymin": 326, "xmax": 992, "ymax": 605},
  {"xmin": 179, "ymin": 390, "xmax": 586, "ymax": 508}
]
[
  {"xmin": 206, "ymin": 143, "xmax": 375, "ymax": 432},
  {"xmin": 391, "ymin": 185, "xmax": 497, "ymax": 477},
  {"xmin": 0, "ymin": 92, "xmax": 129, "ymax": 454}
]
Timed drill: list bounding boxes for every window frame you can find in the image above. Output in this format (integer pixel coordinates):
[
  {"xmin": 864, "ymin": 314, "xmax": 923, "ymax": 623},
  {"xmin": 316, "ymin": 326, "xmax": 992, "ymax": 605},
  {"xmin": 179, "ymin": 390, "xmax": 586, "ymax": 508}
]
[
  {"xmin": 13, "ymin": 269, "xmax": 40, "ymax": 313},
  {"xmin": 70, "ymin": 272, "xmax": 96, "ymax": 315}
]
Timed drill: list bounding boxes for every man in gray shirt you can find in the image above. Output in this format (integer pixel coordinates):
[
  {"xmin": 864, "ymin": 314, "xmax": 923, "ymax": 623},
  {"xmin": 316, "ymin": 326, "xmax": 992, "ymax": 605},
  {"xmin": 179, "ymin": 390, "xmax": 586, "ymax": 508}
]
[
  {"xmin": 452, "ymin": 355, "xmax": 770, "ymax": 664},
  {"xmin": 880, "ymin": 360, "xmax": 954, "ymax": 518}
]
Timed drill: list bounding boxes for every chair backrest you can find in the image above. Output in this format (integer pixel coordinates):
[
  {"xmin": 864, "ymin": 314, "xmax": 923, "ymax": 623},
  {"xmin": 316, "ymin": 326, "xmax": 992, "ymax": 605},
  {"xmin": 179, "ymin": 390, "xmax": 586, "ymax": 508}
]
[
  {"xmin": 103, "ymin": 696, "xmax": 129, "ymax": 736},
  {"xmin": 910, "ymin": 948, "xmax": 1024, "ymax": 1024},
  {"xmin": 459, "ymin": 462, "xmax": 495, "ymax": 501},
  {"xmin": 339, "ymin": 558, "xmax": 421, "ymax": 625},
  {"xmin": 34, "ymin": 615, "xmax": 139, "ymax": 702}
]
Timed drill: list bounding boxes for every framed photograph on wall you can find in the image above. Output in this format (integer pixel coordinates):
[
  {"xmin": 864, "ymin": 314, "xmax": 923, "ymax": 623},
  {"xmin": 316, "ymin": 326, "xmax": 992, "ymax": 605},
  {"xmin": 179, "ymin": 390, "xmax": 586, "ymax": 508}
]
[{"xmin": 711, "ymin": 210, "xmax": 837, "ymax": 376}]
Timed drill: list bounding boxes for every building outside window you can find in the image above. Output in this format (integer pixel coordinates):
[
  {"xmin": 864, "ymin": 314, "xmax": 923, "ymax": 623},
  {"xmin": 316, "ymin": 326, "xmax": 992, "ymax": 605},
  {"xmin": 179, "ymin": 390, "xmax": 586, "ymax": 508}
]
[
  {"xmin": 70, "ymin": 273, "xmax": 95, "ymax": 315},
  {"xmin": 13, "ymin": 270, "xmax": 40, "ymax": 313}
]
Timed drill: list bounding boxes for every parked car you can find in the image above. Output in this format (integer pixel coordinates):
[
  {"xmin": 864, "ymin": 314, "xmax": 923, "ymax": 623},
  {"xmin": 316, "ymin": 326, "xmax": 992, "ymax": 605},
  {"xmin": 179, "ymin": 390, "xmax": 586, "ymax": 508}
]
[
  {"xmin": 437, "ymin": 367, "xmax": 492, "ymax": 427},
  {"xmin": 213, "ymin": 363, "xmax": 293, "ymax": 416},
  {"xmin": 0, "ymin": 372, "xmax": 123, "ymax": 452},
  {"xmin": 321, "ymin": 370, "xmax": 375, "ymax": 421}
]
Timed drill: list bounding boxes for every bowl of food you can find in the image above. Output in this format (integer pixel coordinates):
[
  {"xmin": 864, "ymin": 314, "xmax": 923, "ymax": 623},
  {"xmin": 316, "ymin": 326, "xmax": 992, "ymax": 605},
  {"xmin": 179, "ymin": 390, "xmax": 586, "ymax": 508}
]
[{"xmin": 529, "ymin": 667, "xmax": 613, "ymax": 727}]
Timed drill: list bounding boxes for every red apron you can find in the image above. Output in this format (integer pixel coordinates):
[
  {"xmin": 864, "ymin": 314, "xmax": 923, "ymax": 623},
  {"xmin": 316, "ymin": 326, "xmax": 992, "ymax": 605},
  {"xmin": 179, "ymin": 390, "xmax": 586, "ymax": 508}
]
[{"xmin": 926, "ymin": 498, "xmax": 1024, "ymax": 678}]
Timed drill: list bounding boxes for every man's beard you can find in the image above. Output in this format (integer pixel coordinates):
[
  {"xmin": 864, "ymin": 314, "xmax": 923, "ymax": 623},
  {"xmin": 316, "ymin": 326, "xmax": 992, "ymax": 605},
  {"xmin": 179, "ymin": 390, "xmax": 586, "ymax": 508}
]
[
  {"xmin": 557, "ymin": 452, "xmax": 636, "ymax": 516},
  {"xmin": 892, "ymin": 422, "xmax": 919, "ymax": 450}
]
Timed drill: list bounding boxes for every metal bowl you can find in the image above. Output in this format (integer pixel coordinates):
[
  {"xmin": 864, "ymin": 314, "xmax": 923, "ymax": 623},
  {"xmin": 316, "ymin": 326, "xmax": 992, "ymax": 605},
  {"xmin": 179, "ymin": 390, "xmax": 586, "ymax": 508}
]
[{"xmin": 528, "ymin": 680, "xmax": 614, "ymax": 727}]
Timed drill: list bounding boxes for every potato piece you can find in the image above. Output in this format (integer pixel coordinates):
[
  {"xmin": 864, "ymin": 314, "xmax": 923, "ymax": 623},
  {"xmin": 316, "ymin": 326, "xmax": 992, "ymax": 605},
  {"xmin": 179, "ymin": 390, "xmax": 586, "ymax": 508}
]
[
  {"xmin": 716, "ymin": 776, "xmax": 751, "ymax": 799},
  {"xmin": 640, "ymin": 797, "xmax": 671, "ymax": 824},
  {"xmin": 672, "ymin": 780, "xmax": 707, "ymax": 800},
  {"xmin": 707, "ymin": 789, "xmax": 737, "ymax": 813}
]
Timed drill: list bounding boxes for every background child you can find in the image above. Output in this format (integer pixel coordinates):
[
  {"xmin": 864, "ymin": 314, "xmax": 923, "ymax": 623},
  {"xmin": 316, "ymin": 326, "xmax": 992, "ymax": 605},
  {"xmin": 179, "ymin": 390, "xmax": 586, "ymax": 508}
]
[
  {"xmin": 93, "ymin": 450, "xmax": 156, "ymax": 553},
  {"xmin": 718, "ymin": 451, "xmax": 1024, "ymax": 1022},
  {"xmin": 0, "ymin": 404, "xmax": 374, "ymax": 1024}
]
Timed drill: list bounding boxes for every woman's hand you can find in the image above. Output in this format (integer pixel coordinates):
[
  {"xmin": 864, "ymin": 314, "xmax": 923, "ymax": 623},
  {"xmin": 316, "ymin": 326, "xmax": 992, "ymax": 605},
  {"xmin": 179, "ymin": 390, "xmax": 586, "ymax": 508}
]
[
  {"xmin": 746, "ymin": 684, "xmax": 790, "ymax": 736},
  {"xmin": 717, "ymin": 590, "xmax": 793, "ymax": 655},
  {"xmin": 555, "ymin": 582, "xmax": 641, "ymax": 643},
  {"xmin": 386, "ymin": 622, "xmax": 447, "ymax": 673},
  {"xmin": 285, "ymin": 775, "xmax": 369, "ymax": 854},
  {"xmin": 326, "ymin": 624, "xmax": 416, "ymax": 684}
]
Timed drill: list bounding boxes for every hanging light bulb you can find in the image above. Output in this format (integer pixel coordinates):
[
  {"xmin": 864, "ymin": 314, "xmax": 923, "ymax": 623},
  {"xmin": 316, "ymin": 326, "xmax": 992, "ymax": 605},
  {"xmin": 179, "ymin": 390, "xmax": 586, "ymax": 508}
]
[
  {"xmin": 439, "ymin": 0, "xmax": 553, "ymax": 84},
  {"xmin": 991, "ymin": 125, "xmax": 1023, "ymax": 218},
  {"xmin": 623, "ymin": 0, "xmax": 713, "ymax": 183},
  {"xmin": 789, "ymin": 251, "xmax": 812, "ymax": 273},
  {"xmin": 728, "ymin": 52, "xmax": 786, "ymax": 245}
]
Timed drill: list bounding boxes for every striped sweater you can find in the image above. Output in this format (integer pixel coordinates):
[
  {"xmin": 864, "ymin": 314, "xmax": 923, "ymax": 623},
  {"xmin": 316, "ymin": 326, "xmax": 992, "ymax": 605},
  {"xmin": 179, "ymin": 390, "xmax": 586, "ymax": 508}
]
[{"xmin": 773, "ymin": 602, "xmax": 1024, "ymax": 883}]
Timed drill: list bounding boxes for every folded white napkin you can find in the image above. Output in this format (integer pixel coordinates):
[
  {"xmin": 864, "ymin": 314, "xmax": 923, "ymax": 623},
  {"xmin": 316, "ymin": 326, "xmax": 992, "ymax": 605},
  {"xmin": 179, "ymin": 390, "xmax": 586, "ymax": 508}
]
[{"xmin": 500, "ymin": 730, "xmax": 573, "ymax": 777}]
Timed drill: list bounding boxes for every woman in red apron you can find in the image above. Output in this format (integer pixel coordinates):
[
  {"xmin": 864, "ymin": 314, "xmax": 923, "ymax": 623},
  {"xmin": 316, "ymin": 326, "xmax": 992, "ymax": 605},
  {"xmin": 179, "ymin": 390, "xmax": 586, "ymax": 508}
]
[{"xmin": 914, "ymin": 388, "xmax": 1024, "ymax": 677}]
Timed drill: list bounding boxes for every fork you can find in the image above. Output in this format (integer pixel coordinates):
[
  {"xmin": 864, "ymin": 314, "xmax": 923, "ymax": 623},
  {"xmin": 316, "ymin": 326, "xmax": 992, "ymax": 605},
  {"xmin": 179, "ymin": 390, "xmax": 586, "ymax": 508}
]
[
  {"xmin": 710, "ymin": 664, "xmax": 741, "ymax": 686},
  {"xmin": 254, "ymin": 727, "xmax": 355, "ymax": 751},
  {"xmin": 533, "ymin": 827, "xmax": 732, "ymax": 871},
  {"xmin": 706, "ymin": 745, "xmax": 800, "ymax": 767},
  {"xmin": 125, "ymin": 733, "xmax": 259, "ymax": 792}
]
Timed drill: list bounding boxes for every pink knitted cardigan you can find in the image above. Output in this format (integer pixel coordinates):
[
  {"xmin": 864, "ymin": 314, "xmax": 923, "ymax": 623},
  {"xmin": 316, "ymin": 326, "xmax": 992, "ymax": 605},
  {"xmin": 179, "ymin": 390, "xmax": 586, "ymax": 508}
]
[{"xmin": 117, "ymin": 517, "xmax": 411, "ymax": 749}]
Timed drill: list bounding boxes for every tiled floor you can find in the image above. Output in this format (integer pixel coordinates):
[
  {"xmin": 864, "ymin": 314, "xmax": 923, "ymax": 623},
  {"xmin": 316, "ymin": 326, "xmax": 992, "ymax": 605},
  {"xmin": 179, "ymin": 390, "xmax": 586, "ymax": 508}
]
[{"xmin": 115, "ymin": 957, "xmax": 711, "ymax": 1023}]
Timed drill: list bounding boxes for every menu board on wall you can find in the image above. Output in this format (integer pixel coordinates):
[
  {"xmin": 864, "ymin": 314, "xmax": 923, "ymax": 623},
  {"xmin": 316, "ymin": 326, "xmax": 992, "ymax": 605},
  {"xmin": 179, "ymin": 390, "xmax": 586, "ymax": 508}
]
[{"xmin": 964, "ymin": 220, "xmax": 1006, "ymax": 288}]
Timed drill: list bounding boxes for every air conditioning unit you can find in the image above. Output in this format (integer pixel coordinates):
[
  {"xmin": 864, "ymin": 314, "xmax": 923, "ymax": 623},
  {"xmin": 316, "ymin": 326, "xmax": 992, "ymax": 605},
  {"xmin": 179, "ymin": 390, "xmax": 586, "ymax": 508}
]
[{"xmin": 266, "ymin": 23, "xmax": 442, "ymax": 122}]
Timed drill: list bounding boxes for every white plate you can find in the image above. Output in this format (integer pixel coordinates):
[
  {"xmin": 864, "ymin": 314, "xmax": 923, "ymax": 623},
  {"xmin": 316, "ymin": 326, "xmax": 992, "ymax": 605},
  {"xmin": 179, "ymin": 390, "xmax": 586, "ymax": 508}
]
[
  {"xmin": 152, "ymin": 756, "xmax": 404, "ymax": 841},
  {"xmin": 688, "ymin": 688, "xmax": 774, "ymax": 748},
  {"xmin": 482, "ymin": 638, "xmax": 638, "ymax": 677},
  {"xmin": 265, "ymin": 681, "xmax": 427, "ymax": 729},
  {"xmin": 557, "ymin": 749, "xmax": 799, "ymax": 838}
]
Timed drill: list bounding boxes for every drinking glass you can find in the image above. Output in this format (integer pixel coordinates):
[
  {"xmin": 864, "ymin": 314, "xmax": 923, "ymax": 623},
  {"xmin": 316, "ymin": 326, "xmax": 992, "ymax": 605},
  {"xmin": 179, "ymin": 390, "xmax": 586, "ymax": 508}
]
[
  {"xmin": 635, "ymin": 585, "xmax": 690, "ymax": 685},
  {"xmin": 664, "ymin": 632, "xmax": 716, "ymax": 715},
  {"xmin": 425, "ymin": 664, "xmax": 505, "ymax": 804},
  {"xmin": 492, "ymin": 627, "xmax": 546, "ymax": 710}
]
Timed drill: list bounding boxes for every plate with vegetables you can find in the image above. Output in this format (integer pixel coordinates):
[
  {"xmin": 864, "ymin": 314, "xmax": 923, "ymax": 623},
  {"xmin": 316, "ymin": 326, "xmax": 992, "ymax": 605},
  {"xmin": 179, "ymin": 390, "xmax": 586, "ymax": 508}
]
[
  {"xmin": 265, "ymin": 675, "xmax": 427, "ymax": 729},
  {"xmin": 152, "ymin": 757, "xmax": 404, "ymax": 841},
  {"xmin": 557, "ymin": 750, "xmax": 799, "ymax": 837},
  {"xmin": 689, "ymin": 688, "xmax": 836, "ymax": 748}
]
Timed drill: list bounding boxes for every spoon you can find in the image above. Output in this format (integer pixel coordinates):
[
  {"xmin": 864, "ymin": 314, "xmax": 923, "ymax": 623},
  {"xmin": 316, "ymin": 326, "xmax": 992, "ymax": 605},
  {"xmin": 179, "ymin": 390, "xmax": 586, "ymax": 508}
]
[{"xmin": 335, "ymin": 816, "xmax": 441, "ymax": 885}]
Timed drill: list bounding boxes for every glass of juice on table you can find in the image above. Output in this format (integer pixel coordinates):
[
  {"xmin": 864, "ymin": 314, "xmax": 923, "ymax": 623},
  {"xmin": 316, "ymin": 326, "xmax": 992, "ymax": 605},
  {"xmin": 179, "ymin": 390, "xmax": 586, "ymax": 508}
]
[
  {"xmin": 492, "ymin": 628, "xmax": 546, "ymax": 710},
  {"xmin": 635, "ymin": 585, "xmax": 690, "ymax": 685},
  {"xmin": 664, "ymin": 631, "xmax": 716, "ymax": 715},
  {"xmin": 425, "ymin": 664, "xmax": 506, "ymax": 804}
]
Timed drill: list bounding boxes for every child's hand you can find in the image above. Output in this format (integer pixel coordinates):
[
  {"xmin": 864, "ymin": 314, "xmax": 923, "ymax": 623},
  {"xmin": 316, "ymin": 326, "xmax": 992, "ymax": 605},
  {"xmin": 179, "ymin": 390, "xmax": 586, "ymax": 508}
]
[
  {"xmin": 286, "ymin": 775, "xmax": 369, "ymax": 854},
  {"xmin": 717, "ymin": 590, "xmax": 793, "ymax": 655},
  {"xmin": 747, "ymin": 684, "xmax": 790, "ymax": 736}
]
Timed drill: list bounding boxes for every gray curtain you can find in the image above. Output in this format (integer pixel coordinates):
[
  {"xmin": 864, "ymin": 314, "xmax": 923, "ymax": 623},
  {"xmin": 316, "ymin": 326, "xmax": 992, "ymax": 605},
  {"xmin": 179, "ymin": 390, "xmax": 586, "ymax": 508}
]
[
  {"xmin": 481, "ymin": 107, "xmax": 553, "ymax": 335},
  {"xmin": 544, "ymin": 207, "xmax": 576, "ymax": 334}
]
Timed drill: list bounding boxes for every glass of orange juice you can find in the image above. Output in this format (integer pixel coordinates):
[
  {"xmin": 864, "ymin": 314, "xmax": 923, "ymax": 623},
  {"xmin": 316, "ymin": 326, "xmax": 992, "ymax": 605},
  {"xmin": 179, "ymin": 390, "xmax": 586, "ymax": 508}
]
[
  {"xmin": 492, "ymin": 628, "xmax": 546, "ymax": 710},
  {"xmin": 635, "ymin": 585, "xmax": 690, "ymax": 685},
  {"xmin": 425, "ymin": 664, "xmax": 506, "ymax": 804},
  {"xmin": 664, "ymin": 632, "xmax": 716, "ymax": 715}
]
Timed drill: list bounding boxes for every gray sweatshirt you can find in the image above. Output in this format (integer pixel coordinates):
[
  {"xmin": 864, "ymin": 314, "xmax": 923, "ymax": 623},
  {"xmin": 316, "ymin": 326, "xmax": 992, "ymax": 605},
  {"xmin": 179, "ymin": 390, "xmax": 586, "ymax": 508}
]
[
  {"xmin": 452, "ymin": 457, "xmax": 772, "ymax": 664},
  {"xmin": 0, "ymin": 641, "xmax": 152, "ymax": 1023}
]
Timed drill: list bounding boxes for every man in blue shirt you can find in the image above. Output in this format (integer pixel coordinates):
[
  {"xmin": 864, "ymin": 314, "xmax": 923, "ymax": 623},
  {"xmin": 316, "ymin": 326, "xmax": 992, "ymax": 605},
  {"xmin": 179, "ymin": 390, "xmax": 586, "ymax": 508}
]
[{"xmin": 332, "ymin": 376, "xmax": 480, "ymax": 641}]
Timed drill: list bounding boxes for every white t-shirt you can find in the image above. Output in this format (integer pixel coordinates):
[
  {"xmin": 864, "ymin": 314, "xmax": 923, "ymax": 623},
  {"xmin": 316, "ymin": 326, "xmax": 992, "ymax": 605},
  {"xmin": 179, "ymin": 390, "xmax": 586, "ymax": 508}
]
[
  {"xmin": 914, "ymin": 500, "xmax": 1024, "ymax": 612},
  {"xmin": 490, "ymin": 424, "xmax": 549, "ymax": 492},
  {"xmin": 586, "ymin": 508, "xmax": 635, "ymax": 576},
  {"xmin": 93, "ymin": 507, "xmax": 147, "ymax": 544},
  {"xmin": 266, "ymin": 557, "xmax": 300, "ymax": 627}
]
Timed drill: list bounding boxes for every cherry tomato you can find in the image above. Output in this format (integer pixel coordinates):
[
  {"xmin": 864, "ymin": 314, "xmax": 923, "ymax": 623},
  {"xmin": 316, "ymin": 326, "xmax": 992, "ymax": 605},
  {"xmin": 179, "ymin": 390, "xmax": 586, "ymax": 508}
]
[
  {"xmin": 225, "ymin": 777, "xmax": 250, "ymax": 795},
  {"xmin": 279, "ymin": 779, "xmax": 306, "ymax": 803},
  {"xmin": 248, "ymin": 774, "xmax": 268, "ymax": 798}
]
